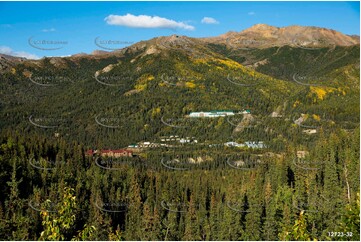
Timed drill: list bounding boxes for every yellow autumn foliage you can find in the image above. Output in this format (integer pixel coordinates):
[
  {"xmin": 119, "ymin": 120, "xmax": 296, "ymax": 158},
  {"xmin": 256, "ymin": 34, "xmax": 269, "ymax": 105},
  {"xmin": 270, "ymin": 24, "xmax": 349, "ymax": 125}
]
[
  {"xmin": 151, "ymin": 107, "xmax": 161, "ymax": 117},
  {"xmin": 310, "ymin": 87, "xmax": 327, "ymax": 100},
  {"xmin": 337, "ymin": 87, "xmax": 346, "ymax": 95},
  {"xmin": 293, "ymin": 100, "xmax": 300, "ymax": 108},
  {"xmin": 313, "ymin": 114, "xmax": 321, "ymax": 121},
  {"xmin": 217, "ymin": 59, "xmax": 246, "ymax": 70},
  {"xmin": 134, "ymin": 84, "xmax": 147, "ymax": 91},
  {"xmin": 303, "ymin": 114, "xmax": 309, "ymax": 119},
  {"xmin": 175, "ymin": 62, "xmax": 203, "ymax": 80},
  {"xmin": 134, "ymin": 74, "xmax": 155, "ymax": 91},
  {"xmin": 138, "ymin": 74, "xmax": 155, "ymax": 83},
  {"xmin": 185, "ymin": 82, "xmax": 196, "ymax": 88},
  {"xmin": 158, "ymin": 82, "xmax": 167, "ymax": 87},
  {"xmin": 309, "ymin": 86, "xmax": 336, "ymax": 100},
  {"xmin": 193, "ymin": 58, "xmax": 211, "ymax": 65}
]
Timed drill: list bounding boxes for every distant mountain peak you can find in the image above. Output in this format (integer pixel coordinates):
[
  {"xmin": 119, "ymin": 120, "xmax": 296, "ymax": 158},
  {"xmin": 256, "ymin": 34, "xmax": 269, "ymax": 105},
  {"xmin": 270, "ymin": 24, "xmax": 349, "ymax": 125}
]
[
  {"xmin": 245, "ymin": 23, "xmax": 279, "ymax": 31},
  {"xmin": 91, "ymin": 50, "xmax": 110, "ymax": 56},
  {"xmin": 204, "ymin": 24, "xmax": 360, "ymax": 48}
]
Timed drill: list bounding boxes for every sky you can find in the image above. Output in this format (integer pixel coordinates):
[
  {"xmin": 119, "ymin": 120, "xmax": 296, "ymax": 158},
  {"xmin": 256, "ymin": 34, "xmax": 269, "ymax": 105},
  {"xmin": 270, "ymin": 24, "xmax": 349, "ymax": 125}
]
[{"xmin": 0, "ymin": 1, "xmax": 360, "ymax": 59}]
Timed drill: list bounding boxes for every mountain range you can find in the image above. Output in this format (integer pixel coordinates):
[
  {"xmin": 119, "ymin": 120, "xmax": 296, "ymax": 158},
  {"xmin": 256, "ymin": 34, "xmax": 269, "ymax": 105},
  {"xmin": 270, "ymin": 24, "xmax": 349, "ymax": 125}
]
[
  {"xmin": 0, "ymin": 23, "xmax": 360, "ymax": 241},
  {"xmin": 0, "ymin": 24, "xmax": 359, "ymax": 148}
]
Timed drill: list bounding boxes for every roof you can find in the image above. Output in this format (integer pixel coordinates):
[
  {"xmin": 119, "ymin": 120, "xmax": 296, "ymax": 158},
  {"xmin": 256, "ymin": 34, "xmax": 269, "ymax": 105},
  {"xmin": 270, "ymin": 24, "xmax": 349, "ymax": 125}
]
[
  {"xmin": 210, "ymin": 110, "xmax": 234, "ymax": 113},
  {"xmin": 86, "ymin": 149, "xmax": 94, "ymax": 155},
  {"xmin": 190, "ymin": 110, "xmax": 234, "ymax": 114}
]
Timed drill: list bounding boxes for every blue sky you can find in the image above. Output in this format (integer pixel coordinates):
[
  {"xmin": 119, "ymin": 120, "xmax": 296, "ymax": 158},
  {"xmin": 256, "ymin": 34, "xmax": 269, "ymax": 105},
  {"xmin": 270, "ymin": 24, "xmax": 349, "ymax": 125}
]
[{"xmin": 0, "ymin": 1, "xmax": 359, "ymax": 59}]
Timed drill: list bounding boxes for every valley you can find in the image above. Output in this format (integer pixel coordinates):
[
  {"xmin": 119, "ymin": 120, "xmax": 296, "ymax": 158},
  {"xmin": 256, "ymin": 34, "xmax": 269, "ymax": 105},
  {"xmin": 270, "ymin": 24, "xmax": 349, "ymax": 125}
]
[{"xmin": 0, "ymin": 23, "xmax": 359, "ymax": 241}]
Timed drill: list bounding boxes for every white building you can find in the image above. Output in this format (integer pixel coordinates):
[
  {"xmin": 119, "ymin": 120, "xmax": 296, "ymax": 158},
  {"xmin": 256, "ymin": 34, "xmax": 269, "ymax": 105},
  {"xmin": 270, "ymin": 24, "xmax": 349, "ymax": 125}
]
[
  {"xmin": 189, "ymin": 110, "xmax": 235, "ymax": 118},
  {"xmin": 179, "ymin": 138, "xmax": 190, "ymax": 143},
  {"xmin": 245, "ymin": 141, "xmax": 266, "ymax": 149},
  {"xmin": 224, "ymin": 141, "xmax": 245, "ymax": 147},
  {"xmin": 302, "ymin": 129, "xmax": 317, "ymax": 134},
  {"xmin": 240, "ymin": 109, "xmax": 251, "ymax": 114}
]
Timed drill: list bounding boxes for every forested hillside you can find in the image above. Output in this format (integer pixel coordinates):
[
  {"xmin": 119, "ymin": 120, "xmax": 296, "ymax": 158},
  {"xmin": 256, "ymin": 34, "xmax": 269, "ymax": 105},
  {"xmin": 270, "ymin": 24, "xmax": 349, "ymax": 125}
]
[{"xmin": 0, "ymin": 30, "xmax": 359, "ymax": 240}]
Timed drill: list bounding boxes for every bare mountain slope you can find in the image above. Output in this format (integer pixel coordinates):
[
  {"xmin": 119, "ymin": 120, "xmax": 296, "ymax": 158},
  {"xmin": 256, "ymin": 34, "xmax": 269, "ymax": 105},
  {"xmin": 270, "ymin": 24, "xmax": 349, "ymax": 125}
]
[{"xmin": 203, "ymin": 24, "xmax": 359, "ymax": 49}]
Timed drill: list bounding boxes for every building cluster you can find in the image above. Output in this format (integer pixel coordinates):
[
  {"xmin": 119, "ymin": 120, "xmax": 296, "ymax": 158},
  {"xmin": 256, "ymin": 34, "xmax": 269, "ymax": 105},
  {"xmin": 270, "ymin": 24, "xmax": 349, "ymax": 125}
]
[
  {"xmin": 127, "ymin": 135, "xmax": 198, "ymax": 149},
  {"xmin": 86, "ymin": 149, "xmax": 134, "ymax": 157},
  {"xmin": 86, "ymin": 140, "xmax": 266, "ymax": 159},
  {"xmin": 223, "ymin": 141, "xmax": 266, "ymax": 149},
  {"xmin": 189, "ymin": 109, "xmax": 250, "ymax": 118},
  {"xmin": 134, "ymin": 142, "xmax": 166, "ymax": 148},
  {"xmin": 159, "ymin": 135, "xmax": 198, "ymax": 144}
]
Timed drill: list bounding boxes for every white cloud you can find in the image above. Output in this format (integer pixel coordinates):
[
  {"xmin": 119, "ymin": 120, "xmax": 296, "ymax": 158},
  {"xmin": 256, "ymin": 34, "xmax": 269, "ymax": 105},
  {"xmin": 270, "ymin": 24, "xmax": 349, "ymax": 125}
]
[
  {"xmin": 0, "ymin": 46, "xmax": 39, "ymax": 59},
  {"xmin": 201, "ymin": 17, "xmax": 219, "ymax": 24},
  {"xmin": 42, "ymin": 28, "xmax": 56, "ymax": 32},
  {"xmin": 248, "ymin": 12, "xmax": 255, "ymax": 16},
  {"xmin": 104, "ymin": 13, "xmax": 195, "ymax": 30}
]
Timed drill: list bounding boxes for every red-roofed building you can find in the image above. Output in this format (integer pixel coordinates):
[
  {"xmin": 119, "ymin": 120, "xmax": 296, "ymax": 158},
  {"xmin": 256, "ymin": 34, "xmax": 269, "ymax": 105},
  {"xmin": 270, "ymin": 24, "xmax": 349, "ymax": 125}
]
[{"xmin": 85, "ymin": 149, "xmax": 97, "ymax": 156}]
